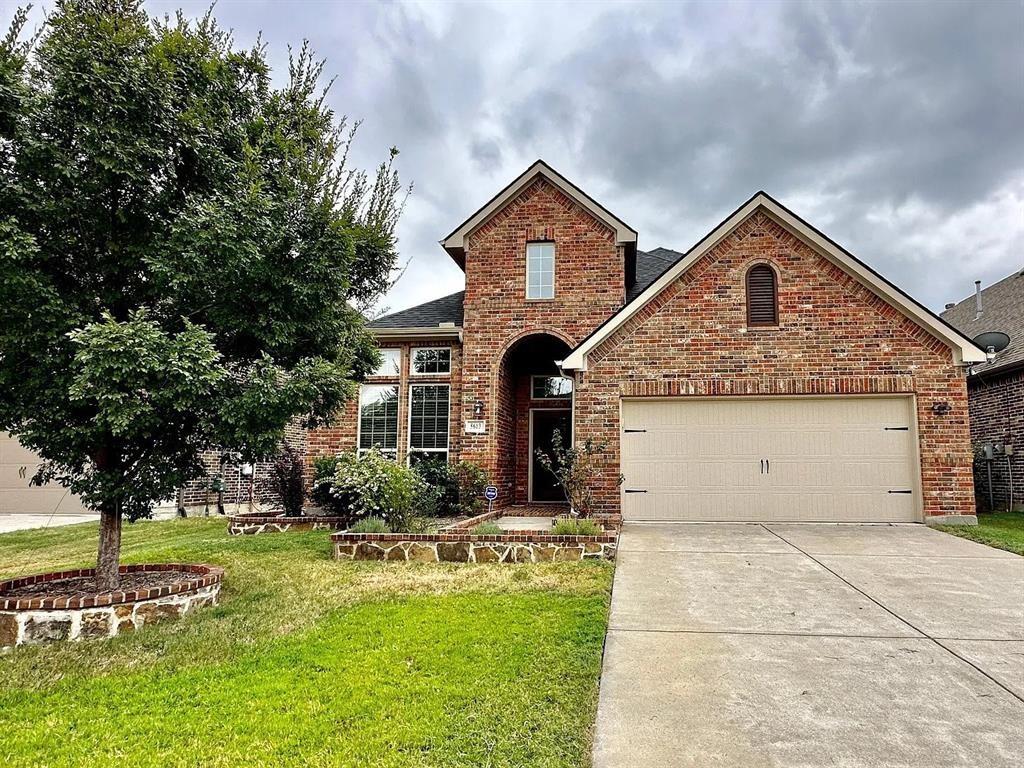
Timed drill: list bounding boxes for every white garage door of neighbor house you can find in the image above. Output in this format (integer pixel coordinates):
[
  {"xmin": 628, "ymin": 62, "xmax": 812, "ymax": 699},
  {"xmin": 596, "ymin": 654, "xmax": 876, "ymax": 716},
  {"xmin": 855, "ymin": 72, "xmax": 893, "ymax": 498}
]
[
  {"xmin": 0, "ymin": 432, "xmax": 86, "ymax": 515},
  {"xmin": 620, "ymin": 397, "xmax": 920, "ymax": 523}
]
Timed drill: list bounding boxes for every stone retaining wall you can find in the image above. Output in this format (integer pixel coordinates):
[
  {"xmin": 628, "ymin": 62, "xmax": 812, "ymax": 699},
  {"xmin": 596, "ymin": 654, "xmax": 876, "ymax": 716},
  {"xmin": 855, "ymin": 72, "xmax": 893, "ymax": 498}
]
[
  {"xmin": 332, "ymin": 531, "xmax": 617, "ymax": 563},
  {"xmin": 1, "ymin": 564, "xmax": 223, "ymax": 650},
  {"xmin": 227, "ymin": 513, "xmax": 352, "ymax": 535}
]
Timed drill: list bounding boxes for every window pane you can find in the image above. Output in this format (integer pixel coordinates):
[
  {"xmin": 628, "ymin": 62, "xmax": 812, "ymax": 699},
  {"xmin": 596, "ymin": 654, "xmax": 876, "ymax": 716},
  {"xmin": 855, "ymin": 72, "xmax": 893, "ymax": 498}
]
[
  {"xmin": 411, "ymin": 347, "xmax": 451, "ymax": 375},
  {"xmin": 359, "ymin": 385, "xmax": 398, "ymax": 451},
  {"xmin": 526, "ymin": 242, "xmax": 555, "ymax": 299},
  {"xmin": 532, "ymin": 376, "xmax": 573, "ymax": 399},
  {"xmin": 371, "ymin": 348, "xmax": 401, "ymax": 377},
  {"xmin": 409, "ymin": 385, "xmax": 450, "ymax": 451}
]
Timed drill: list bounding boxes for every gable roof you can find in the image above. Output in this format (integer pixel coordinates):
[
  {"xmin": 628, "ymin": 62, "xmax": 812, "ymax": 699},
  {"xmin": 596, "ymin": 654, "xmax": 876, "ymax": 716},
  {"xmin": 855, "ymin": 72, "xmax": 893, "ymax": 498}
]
[
  {"xmin": 441, "ymin": 160, "xmax": 638, "ymax": 268},
  {"xmin": 367, "ymin": 291, "xmax": 464, "ymax": 337},
  {"xmin": 941, "ymin": 269, "xmax": 1024, "ymax": 376},
  {"xmin": 561, "ymin": 191, "xmax": 986, "ymax": 370}
]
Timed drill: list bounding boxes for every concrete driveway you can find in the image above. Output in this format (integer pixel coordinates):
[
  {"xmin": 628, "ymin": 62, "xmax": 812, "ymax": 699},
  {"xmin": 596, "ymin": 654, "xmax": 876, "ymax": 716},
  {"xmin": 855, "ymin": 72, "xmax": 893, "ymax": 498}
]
[{"xmin": 593, "ymin": 523, "xmax": 1024, "ymax": 767}]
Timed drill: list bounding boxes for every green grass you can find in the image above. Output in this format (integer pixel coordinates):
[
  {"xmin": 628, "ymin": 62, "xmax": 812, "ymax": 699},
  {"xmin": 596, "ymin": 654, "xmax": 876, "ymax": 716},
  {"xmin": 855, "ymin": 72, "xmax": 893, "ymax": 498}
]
[
  {"xmin": 0, "ymin": 518, "xmax": 613, "ymax": 767},
  {"xmin": 936, "ymin": 512, "xmax": 1024, "ymax": 556}
]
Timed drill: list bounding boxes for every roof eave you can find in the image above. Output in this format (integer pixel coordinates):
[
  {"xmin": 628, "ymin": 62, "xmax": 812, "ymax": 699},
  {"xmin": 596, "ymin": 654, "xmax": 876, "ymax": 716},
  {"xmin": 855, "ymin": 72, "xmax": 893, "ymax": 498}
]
[
  {"xmin": 370, "ymin": 326, "xmax": 463, "ymax": 341},
  {"xmin": 562, "ymin": 192, "xmax": 986, "ymax": 370},
  {"xmin": 440, "ymin": 160, "xmax": 638, "ymax": 263}
]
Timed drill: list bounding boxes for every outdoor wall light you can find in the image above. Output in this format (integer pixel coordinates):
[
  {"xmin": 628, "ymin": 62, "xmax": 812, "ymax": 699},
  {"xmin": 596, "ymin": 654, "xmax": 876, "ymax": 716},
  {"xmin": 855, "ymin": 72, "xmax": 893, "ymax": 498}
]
[
  {"xmin": 473, "ymin": 400, "xmax": 485, "ymax": 417},
  {"xmin": 931, "ymin": 401, "xmax": 952, "ymax": 416}
]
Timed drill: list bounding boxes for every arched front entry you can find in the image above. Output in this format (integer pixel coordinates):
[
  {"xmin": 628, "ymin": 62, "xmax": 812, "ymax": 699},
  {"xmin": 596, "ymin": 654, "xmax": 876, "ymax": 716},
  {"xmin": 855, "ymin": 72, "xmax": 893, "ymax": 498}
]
[{"xmin": 493, "ymin": 332, "xmax": 574, "ymax": 505}]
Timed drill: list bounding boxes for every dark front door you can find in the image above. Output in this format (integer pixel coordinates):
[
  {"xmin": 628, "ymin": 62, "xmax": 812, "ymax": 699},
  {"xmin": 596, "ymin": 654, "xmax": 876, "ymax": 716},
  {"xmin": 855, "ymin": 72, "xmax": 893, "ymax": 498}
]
[{"xmin": 531, "ymin": 409, "xmax": 571, "ymax": 502}]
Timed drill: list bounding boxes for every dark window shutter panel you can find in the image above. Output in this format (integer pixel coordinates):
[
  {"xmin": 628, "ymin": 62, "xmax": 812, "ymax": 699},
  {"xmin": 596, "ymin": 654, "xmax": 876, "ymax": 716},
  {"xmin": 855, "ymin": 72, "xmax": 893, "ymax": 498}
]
[{"xmin": 746, "ymin": 265, "xmax": 778, "ymax": 325}]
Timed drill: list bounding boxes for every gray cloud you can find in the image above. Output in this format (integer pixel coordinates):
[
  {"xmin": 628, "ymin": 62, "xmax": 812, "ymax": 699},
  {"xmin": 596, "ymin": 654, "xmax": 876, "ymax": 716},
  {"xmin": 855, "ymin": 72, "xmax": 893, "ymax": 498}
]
[{"xmin": 9, "ymin": 0, "xmax": 1022, "ymax": 311}]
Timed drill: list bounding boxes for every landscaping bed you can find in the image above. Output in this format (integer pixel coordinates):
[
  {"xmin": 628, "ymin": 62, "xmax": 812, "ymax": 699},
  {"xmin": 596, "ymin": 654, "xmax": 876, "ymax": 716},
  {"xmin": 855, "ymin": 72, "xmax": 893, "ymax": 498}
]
[
  {"xmin": 0, "ymin": 563, "xmax": 222, "ymax": 649},
  {"xmin": 0, "ymin": 517, "xmax": 612, "ymax": 767},
  {"xmin": 227, "ymin": 511, "xmax": 354, "ymax": 535}
]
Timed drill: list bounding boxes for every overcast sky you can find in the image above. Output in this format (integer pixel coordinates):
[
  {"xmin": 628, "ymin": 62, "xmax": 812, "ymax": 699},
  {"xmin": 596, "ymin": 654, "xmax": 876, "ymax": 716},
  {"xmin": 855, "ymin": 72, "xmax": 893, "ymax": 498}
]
[{"xmin": 9, "ymin": 0, "xmax": 1023, "ymax": 314}]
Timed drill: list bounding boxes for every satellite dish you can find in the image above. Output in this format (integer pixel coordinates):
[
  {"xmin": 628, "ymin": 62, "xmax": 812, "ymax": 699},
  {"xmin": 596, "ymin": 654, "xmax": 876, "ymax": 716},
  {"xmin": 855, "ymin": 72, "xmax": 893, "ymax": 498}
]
[{"xmin": 973, "ymin": 331, "xmax": 1010, "ymax": 354}]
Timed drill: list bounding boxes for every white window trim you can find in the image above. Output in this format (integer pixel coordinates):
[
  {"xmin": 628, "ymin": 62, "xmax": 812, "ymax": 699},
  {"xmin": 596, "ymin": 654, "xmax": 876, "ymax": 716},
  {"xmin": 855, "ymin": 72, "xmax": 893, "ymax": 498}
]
[
  {"xmin": 525, "ymin": 242, "xmax": 555, "ymax": 301},
  {"xmin": 409, "ymin": 346, "xmax": 452, "ymax": 377},
  {"xmin": 356, "ymin": 384, "xmax": 399, "ymax": 457},
  {"xmin": 530, "ymin": 374, "xmax": 573, "ymax": 400},
  {"xmin": 407, "ymin": 383, "xmax": 451, "ymax": 464},
  {"xmin": 367, "ymin": 348, "xmax": 402, "ymax": 379}
]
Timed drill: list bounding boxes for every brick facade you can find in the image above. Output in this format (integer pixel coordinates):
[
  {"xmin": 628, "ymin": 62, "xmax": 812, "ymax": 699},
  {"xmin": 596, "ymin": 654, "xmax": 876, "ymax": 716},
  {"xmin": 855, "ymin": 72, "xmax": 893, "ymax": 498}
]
[
  {"xmin": 179, "ymin": 418, "xmax": 308, "ymax": 515},
  {"xmin": 574, "ymin": 211, "xmax": 975, "ymax": 519},
  {"xmin": 967, "ymin": 368, "xmax": 1023, "ymax": 511},
  {"xmin": 458, "ymin": 178, "xmax": 626, "ymax": 503},
  {"xmin": 310, "ymin": 174, "xmax": 977, "ymax": 523}
]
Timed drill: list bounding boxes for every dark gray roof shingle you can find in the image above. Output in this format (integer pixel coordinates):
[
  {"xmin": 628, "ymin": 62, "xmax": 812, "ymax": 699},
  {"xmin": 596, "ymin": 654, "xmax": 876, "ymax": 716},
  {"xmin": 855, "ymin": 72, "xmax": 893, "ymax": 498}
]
[
  {"xmin": 941, "ymin": 269, "xmax": 1024, "ymax": 375},
  {"xmin": 368, "ymin": 290, "xmax": 464, "ymax": 329},
  {"xmin": 629, "ymin": 248, "xmax": 684, "ymax": 302},
  {"xmin": 370, "ymin": 249, "xmax": 686, "ymax": 331}
]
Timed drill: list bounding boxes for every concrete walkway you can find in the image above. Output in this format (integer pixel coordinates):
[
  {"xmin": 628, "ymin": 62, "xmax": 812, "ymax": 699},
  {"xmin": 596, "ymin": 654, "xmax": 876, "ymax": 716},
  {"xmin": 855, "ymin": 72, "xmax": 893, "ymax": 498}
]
[{"xmin": 593, "ymin": 523, "xmax": 1024, "ymax": 767}]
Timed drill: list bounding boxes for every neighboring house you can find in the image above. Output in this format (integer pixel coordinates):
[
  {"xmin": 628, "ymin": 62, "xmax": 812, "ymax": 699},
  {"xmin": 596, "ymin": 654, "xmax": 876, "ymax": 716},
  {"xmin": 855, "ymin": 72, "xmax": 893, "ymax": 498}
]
[
  {"xmin": 309, "ymin": 160, "xmax": 985, "ymax": 525},
  {"xmin": 942, "ymin": 270, "xmax": 1024, "ymax": 512},
  {"xmin": 0, "ymin": 433, "xmax": 87, "ymax": 516}
]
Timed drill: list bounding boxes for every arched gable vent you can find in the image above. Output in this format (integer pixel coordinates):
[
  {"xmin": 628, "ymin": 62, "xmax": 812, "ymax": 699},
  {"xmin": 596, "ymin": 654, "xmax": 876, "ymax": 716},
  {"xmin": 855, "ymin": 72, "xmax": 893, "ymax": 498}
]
[{"xmin": 746, "ymin": 264, "xmax": 778, "ymax": 326}]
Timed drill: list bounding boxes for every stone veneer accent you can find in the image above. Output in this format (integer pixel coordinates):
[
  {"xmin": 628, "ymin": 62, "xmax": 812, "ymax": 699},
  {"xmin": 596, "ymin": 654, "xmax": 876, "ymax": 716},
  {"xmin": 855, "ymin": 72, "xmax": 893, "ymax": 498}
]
[
  {"xmin": 332, "ymin": 530, "xmax": 617, "ymax": 563},
  {"xmin": 227, "ymin": 512, "xmax": 353, "ymax": 535},
  {"xmin": 0, "ymin": 564, "xmax": 223, "ymax": 650}
]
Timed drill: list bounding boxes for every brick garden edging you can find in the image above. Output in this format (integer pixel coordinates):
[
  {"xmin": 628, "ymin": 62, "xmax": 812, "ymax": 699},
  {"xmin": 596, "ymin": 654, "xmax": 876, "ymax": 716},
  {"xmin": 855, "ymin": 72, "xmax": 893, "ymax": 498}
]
[
  {"xmin": 227, "ymin": 512, "xmax": 353, "ymax": 535},
  {"xmin": 0, "ymin": 564, "xmax": 223, "ymax": 650},
  {"xmin": 332, "ymin": 530, "xmax": 617, "ymax": 563}
]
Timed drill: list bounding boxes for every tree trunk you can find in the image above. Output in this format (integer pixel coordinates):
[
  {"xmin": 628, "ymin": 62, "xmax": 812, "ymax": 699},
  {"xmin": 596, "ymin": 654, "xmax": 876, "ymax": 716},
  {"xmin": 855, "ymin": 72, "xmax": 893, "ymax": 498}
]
[{"xmin": 96, "ymin": 504, "xmax": 122, "ymax": 591}]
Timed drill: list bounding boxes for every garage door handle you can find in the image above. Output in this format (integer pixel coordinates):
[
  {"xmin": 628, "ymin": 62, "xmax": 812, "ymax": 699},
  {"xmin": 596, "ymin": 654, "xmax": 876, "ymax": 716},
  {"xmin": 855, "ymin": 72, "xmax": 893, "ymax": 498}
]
[
  {"xmin": 884, "ymin": 426, "xmax": 909, "ymax": 431},
  {"xmin": 624, "ymin": 429, "xmax": 647, "ymax": 433},
  {"xmin": 888, "ymin": 489, "xmax": 913, "ymax": 494},
  {"xmin": 624, "ymin": 489, "xmax": 647, "ymax": 494}
]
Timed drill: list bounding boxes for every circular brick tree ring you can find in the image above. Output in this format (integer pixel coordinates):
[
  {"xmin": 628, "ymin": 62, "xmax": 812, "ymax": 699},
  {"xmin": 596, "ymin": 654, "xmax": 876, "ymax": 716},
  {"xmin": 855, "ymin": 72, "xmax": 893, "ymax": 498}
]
[{"xmin": 0, "ymin": 563, "xmax": 223, "ymax": 649}]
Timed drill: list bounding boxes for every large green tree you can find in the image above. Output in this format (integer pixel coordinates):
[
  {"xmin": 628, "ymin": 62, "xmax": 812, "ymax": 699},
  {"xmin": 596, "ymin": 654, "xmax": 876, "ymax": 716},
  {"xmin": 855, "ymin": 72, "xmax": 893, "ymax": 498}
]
[{"xmin": 0, "ymin": 1, "xmax": 405, "ymax": 588}]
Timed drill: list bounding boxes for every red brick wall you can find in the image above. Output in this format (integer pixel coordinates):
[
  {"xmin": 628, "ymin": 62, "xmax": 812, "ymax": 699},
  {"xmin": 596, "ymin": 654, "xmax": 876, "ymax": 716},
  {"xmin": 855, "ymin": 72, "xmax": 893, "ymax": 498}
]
[
  {"xmin": 967, "ymin": 368, "xmax": 1023, "ymax": 511},
  {"xmin": 459, "ymin": 177, "xmax": 626, "ymax": 501},
  {"xmin": 575, "ymin": 210, "xmax": 975, "ymax": 520},
  {"xmin": 179, "ymin": 418, "xmax": 308, "ymax": 512},
  {"xmin": 306, "ymin": 339, "xmax": 463, "ymax": 468}
]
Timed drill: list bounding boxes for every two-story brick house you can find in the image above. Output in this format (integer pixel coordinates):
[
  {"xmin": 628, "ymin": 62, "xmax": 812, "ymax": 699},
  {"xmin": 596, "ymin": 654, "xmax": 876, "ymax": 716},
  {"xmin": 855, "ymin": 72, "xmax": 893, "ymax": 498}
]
[{"xmin": 309, "ymin": 161, "xmax": 985, "ymax": 525}]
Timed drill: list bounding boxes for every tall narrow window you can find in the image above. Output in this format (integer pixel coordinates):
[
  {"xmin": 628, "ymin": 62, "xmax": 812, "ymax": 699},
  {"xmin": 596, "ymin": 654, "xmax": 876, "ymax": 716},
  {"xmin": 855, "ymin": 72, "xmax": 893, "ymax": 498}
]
[
  {"xmin": 746, "ymin": 264, "xmax": 778, "ymax": 326},
  {"xmin": 408, "ymin": 384, "xmax": 450, "ymax": 465},
  {"xmin": 358, "ymin": 385, "xmax": 399, "ymax": 457},
  {"xmin": 526, "ymin": 242, "xmax": 555, "ymax": 299}
]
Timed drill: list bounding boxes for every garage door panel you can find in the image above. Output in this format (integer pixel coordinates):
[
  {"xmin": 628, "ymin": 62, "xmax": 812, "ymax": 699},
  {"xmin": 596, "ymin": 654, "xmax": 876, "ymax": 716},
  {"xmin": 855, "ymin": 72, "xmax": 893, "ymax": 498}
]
[{"xmin": 621, "ymin": 398, "xmax": 918, "ymax": 523}]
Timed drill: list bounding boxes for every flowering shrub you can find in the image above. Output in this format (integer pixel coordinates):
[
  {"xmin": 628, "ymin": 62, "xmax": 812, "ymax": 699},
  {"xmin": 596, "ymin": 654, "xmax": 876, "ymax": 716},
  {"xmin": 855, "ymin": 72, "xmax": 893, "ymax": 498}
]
[{"xmin": 329, "ymin": 449, "xmax": 425, "ymax": 530}]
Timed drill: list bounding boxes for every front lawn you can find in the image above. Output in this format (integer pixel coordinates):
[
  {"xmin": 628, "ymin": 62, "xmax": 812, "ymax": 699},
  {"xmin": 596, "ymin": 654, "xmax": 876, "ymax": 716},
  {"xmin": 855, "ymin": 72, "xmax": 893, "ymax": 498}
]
[
  {"xmin": 936, "ymin": 512, "xmax": 1024, "ymax": 556},
  {"xmin": 0, "ymin": 518, "xmax": 613, "ymax": 767}
]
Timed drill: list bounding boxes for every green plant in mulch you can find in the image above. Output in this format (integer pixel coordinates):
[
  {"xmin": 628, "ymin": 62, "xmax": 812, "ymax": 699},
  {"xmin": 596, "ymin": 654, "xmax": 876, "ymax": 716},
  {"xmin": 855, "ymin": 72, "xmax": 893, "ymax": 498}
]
[
  {"xmin": 551, "ymin": 518, "xmax": 604, "ymax": 536},
  {"xmin": 472, "ymin": 522, "xmax": 504, "ymax": 536},
  {"xmin": 348, "ymin": 516, "xmax": 391, "ymax": 534}
]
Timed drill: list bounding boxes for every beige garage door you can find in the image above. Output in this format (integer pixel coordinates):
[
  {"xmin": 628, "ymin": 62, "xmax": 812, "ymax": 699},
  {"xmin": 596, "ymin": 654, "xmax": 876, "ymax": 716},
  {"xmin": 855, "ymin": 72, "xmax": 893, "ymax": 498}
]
[
  {"xmin": 0, "ymin": 432, "xmax": 86, "ymax": 515},
  {"xmin": 621, "ymin": 397, "xmax": 920, "ymax": 523}
]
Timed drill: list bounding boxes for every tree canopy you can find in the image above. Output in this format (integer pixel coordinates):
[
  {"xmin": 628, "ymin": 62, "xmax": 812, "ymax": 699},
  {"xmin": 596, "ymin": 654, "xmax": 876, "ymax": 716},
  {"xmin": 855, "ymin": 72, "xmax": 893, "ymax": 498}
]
[{"xmin": 0, "ymin": 0, "xmax": 406, "ymax": 585}]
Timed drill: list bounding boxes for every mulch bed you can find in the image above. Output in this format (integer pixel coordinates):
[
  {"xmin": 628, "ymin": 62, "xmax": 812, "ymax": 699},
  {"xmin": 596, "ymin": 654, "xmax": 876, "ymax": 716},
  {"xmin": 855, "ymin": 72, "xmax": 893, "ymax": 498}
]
[{"xmin": 0, "ymin": 570, "xmax": 198, "ymax": 601}]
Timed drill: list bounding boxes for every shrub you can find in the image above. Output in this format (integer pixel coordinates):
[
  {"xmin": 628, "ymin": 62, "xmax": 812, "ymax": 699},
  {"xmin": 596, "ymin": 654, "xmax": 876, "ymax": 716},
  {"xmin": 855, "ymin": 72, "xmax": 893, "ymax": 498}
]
[
  {"xmin": 267, "ymin": 443, "xmax": 306, "ymax": 517},
  {"xmin": 331, "ymin": 449, "xmax": 425, "ymax": 530},
  {"xmin": 311, "ymin": 454, "xmax": 357, "ymax": 515},
  {"xmin": 412, "ymin": 457, "xmax": 489, "ymax": 518},
  {"xmin": 535, "ymin": 430, "xmax": 610, "ymax": 518},
  {"xmin": 551, "ymin": 518, "xmax": 604, "ymax": 536},
  {"xmin": 349, "ymin": 516, "xmax": 391, "ymax": 534},
  {"xmin": 472, "ymin": 522, "xmax": 504, "ymax": 536}
]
